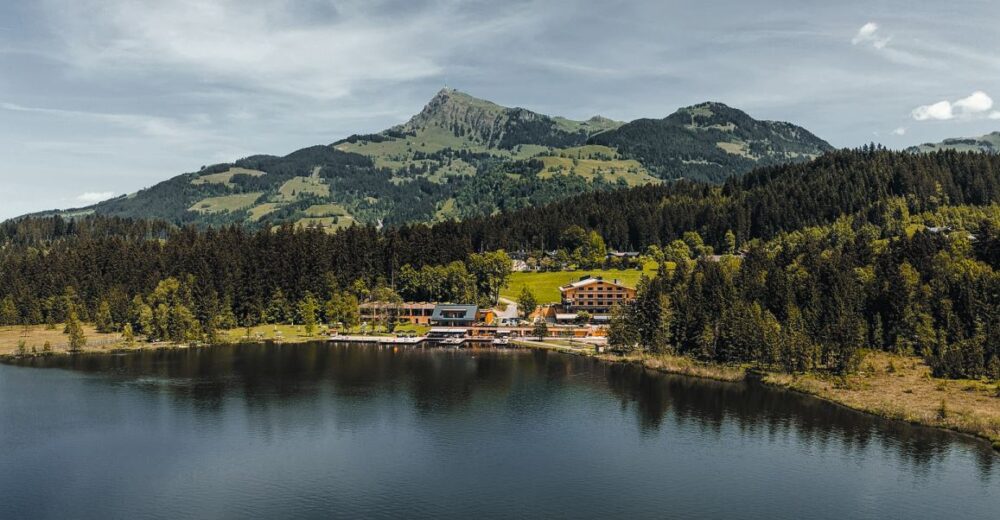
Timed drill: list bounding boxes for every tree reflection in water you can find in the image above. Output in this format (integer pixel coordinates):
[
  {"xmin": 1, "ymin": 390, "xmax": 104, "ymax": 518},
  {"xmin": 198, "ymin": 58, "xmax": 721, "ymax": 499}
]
[{"xmin": 11, "ymin": 342, "xmax": 997, "ymax": 478}]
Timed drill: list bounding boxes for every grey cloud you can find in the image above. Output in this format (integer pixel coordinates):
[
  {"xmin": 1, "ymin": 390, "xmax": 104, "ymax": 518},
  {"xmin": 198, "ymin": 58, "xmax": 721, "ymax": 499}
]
[{"xmin": 1, "ymin": 0, "xmax": 998, "ymax": 219}]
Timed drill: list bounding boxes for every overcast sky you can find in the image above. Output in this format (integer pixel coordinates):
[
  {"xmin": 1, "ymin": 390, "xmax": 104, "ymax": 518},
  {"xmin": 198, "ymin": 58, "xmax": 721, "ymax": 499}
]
[{"xmin": 1, "ymin": 0, "xmax": 999, "ymax": 219}]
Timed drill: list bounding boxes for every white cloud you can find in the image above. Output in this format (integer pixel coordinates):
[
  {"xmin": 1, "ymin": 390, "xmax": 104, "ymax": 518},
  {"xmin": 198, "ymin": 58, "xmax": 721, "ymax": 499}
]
[
  {"xmin": 912, "ymin": 91, "xmax": 995, "ymax": 121},
  {"xmin": 849, "ymin": 21, "xmax": 935, "ymax": 67},
  {"xmin": 912, "ymin": 100, "xmax": 954, "ymax": 121},
  {"xmin": 953, "ymin": 91, "xmax": 993, "ymax": 113},
  {"xmin": 990, "ymin": 111, "xmax": 1000, "ymax": 120},
  {"xmin": 891, "ymin": 127, "xmax": 906, "ymax": 136},
  {"xmin": 76, "ymin": 191, "xmax": 115, "ymax": 203},
  {"xmin": 851, "ymin": 22, "xmax": 891, "ymax": 49}
]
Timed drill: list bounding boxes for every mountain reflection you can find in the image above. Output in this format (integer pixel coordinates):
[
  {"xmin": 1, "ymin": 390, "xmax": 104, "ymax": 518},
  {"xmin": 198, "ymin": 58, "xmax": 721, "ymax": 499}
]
[{"xmin": 8, "ymin": 342, "xmax": 996, "ymax": 477}]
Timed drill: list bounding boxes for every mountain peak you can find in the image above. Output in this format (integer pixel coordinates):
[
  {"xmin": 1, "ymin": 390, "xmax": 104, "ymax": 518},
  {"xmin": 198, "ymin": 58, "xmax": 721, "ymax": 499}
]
[{"xmin": 403, "ymin": 88, "xmax": 506, "ymax": 133}]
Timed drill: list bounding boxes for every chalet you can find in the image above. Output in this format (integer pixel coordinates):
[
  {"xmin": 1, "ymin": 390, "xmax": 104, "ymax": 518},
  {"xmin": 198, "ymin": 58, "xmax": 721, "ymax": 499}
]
[
  {"xmin": 430, "ymin": 304, "xmax": 479, "ymax": 326},
  {"xmin": 559, "ymin": 275, "xmax": 636, "ymax": 314}
]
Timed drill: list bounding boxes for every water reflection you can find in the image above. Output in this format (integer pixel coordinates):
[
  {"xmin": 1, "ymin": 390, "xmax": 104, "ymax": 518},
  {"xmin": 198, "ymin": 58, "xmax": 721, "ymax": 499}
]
[{"xmin": 7, "ymin": 343, "xmax": 998, "ymax": 481}]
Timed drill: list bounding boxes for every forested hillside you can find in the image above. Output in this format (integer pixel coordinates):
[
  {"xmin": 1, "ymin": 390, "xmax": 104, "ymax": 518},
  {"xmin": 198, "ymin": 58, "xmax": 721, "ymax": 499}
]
[
  {"xmin": 589, "ymin": 102, "xmax": 833, "ymax": 182},
  {"xmin": 3, "ymin": 147, "xmax": 999, "ymax": 379},
  {"xmin": 27, "ymin": 89, "xmax": 831, "ymax": 228}
]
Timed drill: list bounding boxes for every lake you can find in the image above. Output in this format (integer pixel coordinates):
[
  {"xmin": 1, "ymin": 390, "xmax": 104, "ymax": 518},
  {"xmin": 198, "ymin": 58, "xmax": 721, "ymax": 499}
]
[{"xmin": 1, "ymin": 343, "xmax": 997, "ymax": 519}]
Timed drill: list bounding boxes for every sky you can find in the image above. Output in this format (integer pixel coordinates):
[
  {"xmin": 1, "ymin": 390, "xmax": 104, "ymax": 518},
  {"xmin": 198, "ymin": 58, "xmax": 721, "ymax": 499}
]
[{"xmin": 1, "ymin": 0, "xmax": 998, "ymax": 219}]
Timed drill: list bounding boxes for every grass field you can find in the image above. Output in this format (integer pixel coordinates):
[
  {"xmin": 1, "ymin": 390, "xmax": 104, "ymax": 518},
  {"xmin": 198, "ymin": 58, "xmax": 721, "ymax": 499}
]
[
  {"xmin": 0, "ymin": 325, "xmax": 122, "ymax": 355},
  {"xmin": 278, "ymin": 176, "xmax": 330, "ymax": 201},
  {"xmin": 304, "ymin": 203, "xmax": 350, "ymax": 217},
  {"xmin": 248, "ymin": 202, "xmax": 284, "ymax": 221},
  {"xmin": 501, "ymin": 264, "xmax": 660, "ymax": 303},
  {"xmin": 189, "ymin": 192, "xmax": 264, "ymax": 214},
  {"xmin": 534, "ymin": 145, "xmax": 659, "ymax": 187},
  {"xmin": 293, "ymin": 216, "xmax": 355, "ymax": 232},
  {"xmin": 191, "ymin": 167, "xmax": 265, "ymax": 186}
]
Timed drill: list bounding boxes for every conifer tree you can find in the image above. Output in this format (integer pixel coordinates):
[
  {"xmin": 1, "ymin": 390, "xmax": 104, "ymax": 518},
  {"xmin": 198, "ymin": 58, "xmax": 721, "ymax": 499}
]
[
  {"xmin": 299, "ymin": 292, "xmax": 319, "ymax": 336},
  {"xmin": 95, "ymin": 300, "xmax": 114, "ymax": 333},
  {"xmin": 65, "ymin": 310, "xmax": 86, "ymax": 352}
]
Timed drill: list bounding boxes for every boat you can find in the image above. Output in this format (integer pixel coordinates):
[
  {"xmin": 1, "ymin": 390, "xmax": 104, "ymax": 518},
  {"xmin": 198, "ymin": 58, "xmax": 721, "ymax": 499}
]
[
  {"xmin": 491, "ymin": 330, "xmax": 512, "ymax": 346},
  {"xmin": 440, "ymin": 337, "xmax": 465, "ymax": 347}
]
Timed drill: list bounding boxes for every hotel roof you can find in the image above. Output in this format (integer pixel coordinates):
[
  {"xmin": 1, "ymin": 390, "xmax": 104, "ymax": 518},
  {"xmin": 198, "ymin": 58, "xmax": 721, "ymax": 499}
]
[{"xmin": 559, "ymin": 276, "xmax": 632, "ymax": 291}]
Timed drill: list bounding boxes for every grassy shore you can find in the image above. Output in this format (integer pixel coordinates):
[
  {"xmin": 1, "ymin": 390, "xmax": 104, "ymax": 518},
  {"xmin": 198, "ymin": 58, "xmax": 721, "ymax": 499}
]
[
  {"xmin": 0, "ymin": 323, "xmax": 432, "ymax": 356},
  {"xmin": 514, "ymin": 339, "xmax": 1000, "ymax": 451}
]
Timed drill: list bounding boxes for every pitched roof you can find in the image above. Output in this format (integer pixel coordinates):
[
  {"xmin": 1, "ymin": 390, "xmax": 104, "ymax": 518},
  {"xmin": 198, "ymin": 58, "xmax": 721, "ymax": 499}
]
[{"xmin": 559, "ymin": 276, "xmax": 631, "ymax": 292}]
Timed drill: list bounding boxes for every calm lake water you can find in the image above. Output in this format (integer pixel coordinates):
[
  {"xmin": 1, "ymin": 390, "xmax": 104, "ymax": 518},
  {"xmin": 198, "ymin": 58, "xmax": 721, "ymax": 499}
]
[{"xmin": 1, "ymin": 343, "xmax": 998, "ymax": 519}]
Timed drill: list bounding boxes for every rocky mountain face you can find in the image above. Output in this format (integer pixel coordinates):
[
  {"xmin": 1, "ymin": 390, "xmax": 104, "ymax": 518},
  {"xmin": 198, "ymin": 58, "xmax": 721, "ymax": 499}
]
[{"xmin": 396, "ymin": 88, "xmax": 622, "ymax": 149}]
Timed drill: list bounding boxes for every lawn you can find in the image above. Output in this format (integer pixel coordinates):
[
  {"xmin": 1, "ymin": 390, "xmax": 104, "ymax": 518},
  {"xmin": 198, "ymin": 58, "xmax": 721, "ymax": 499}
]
[{"xmin": 501, "ymin": 263, "xmax": 661, "ymax": 303}]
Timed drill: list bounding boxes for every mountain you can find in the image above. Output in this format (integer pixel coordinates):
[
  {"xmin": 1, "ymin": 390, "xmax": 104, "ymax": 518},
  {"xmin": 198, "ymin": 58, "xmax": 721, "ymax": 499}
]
[
  {"xmin": 589, "ymin": 102, "xmax": 834, "ymax": 183},
  {"xmin": 906, "ymin": 131, "xmax": 1000, "ymax": 153},
  {"xmin": 36, "ymin": 89, "xmax": 832, "ymax": 229}
]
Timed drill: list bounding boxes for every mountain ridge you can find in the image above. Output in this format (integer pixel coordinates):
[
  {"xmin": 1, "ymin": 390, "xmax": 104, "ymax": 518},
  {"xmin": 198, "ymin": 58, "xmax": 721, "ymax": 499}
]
[
  {"xmin": 24, "ymin": 89, "xmax": 834, "ymax": 228},
  {"xmin": 906, "ymin": 131, "xmax": 1000, "ymax": 154}
]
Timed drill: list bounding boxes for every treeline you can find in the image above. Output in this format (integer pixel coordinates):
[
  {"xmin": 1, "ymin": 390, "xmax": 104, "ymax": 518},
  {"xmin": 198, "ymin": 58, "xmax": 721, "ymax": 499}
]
[
  {"xmin": 610, "ymin": 204, "xmax": 1000, "ymax": 379},
  {"xmin": 3, "ymin": 147, "xmax": 1000, "ymax": 379},
  {"xmin": 457, "ymin": 146, "xmax": 1000, "ymax": 253}
]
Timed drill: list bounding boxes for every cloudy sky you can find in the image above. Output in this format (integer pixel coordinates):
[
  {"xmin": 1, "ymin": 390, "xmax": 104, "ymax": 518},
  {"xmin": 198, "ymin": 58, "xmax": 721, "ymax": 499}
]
[{"xmin": 1, "ymin": 0, "xmax": 998, "ymax": 219}]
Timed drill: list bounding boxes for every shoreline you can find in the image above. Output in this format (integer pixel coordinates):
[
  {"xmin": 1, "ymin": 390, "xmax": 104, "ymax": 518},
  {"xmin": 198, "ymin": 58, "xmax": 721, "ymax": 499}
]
[
  {"xmin": 2, "ymin": 332, "xmax": 997, "ymax": 452},
  {"xmin": 512, "ymin": 339, "xmax": 1000, "ymax": 452}
]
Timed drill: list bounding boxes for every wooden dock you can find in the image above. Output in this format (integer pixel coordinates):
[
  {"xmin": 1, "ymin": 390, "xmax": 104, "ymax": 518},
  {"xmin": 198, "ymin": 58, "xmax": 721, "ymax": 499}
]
[{"xmin": 329, "ymin": 335, "xmax": 426, "ymax": 346}]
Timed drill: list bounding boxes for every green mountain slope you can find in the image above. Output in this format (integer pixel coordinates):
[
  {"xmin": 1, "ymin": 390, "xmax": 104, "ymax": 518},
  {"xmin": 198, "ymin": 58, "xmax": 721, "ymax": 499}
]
[
  {"xmin": 906, "ymin": 131, "xmax": 1000, "ymax": 153},
  {"xmin": 35, "ymin": 90, "xmax": 833, "ymax": 228},
  {"xmin": 589, "ymin": 102, "xmax": 833, "ymax": 182}
]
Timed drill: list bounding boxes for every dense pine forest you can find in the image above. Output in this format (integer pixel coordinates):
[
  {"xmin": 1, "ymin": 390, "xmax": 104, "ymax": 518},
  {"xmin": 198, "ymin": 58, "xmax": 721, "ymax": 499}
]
[{"xmin": 2, "ymin": 147, "xmax": 999, "ymax": 379}]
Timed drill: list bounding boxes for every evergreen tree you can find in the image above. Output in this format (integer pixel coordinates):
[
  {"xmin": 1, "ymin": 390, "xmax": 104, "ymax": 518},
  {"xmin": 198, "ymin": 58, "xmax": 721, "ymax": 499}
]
[
  {"xmin": 517, "ymin": 286, "xmax": 537, "ymax": 319},
  {"xmin": 532, "ymin": 320, "xmax": 549, "ymax": 340},
  {"xmin": 298, "ymin": 292, "xmax": 319, "ymax": 336},
  {"xmin": 65, "ymin": 310, "xmax": 86, "ymax": 352},
  {"xmin": 95, "ymin": 300, "xmax": 114, "ymax": 333},
  {"xmin": 608, "ymin": 302, "xmax": 639, "ymax": 353},
  {"xmin": 0, "ymin": 296, "xmax": 18, "ymax": 326},
  {"xmin": 122, "ymin": 322, "xmax": 136, "ymax": 348}
]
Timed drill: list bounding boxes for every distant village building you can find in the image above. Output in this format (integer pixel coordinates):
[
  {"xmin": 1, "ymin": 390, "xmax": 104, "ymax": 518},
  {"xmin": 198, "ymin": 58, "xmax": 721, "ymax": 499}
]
[
  {"xmin": 606, "ymin": 250, "xmax": 641, "ymax": 259},
  {"xmin": 704, "ymin": 253, "xmax": 745, "ymax": 262},
  {"xmin": 559, "ymin": 276, "xmax": 637, "ymax": 314}
]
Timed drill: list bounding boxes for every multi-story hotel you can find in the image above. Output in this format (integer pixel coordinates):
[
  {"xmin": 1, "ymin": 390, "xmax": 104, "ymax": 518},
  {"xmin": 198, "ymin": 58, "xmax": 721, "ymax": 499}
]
[{"xmin": 559, "ymin": 276, "xmax": 637, "ymax": 314}]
